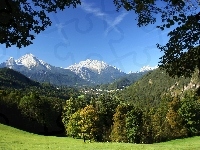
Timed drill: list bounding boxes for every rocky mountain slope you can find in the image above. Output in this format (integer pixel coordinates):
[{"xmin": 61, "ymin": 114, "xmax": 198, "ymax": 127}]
[
  {"xmin": 67, "ymin": 59, "xmax": 126, "ymax": 84},
  {"xmin": 0, "ymin": 54, "xmax": 157, "ymax": 86},
  {"xmin": 0, "ymin": 54, "xmax": 86, "ymax": 86}
]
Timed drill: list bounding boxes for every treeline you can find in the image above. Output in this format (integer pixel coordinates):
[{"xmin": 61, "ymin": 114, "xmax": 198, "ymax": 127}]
[
  {"xmin": 0, "ymin": 90, "xmax": 64, "ymax": 135},
  {"xmin": 0, "ymin": 68, "xmax": 80, "ymax": 99},
  {"xmin": 61, "ymin": 89, "xmax": 200, "ymax": 143}
]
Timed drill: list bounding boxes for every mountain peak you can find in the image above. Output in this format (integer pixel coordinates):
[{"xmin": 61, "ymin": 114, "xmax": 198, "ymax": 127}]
[
  {"xmin": 6, "ymin": 57, "xmax": 16, "ymax": 68},
  {"xmin": 7, "ymin": 57, "xmax": 15, "ymax": 62},
  {"xmin": 139, "ymin": 65, "xmax": 158, "ymax": 72},
  {"xmin": 12, "ymin": 53, "xmax": 54, "ymax": 71},
  {"xmin": 68, "ymin": 59, "xmax": 109, "ymax": 73},
  {"xmin": 0, "ymin": 54, "xmax": 127, "ymax": 85},
  {"xmin": 16, "ymin": 53, "xmax": 41, "ymax": 69},
  {"xmin": 24, "ymin": 53, "xmax": 35, "ymax": 57},
  {"xmin": 18, "ymin": 53, "xmax": 37, "ymax": 60},
  {"xmin": 67, "ymin": 59, "xmax": 125, "ymax": 84}
]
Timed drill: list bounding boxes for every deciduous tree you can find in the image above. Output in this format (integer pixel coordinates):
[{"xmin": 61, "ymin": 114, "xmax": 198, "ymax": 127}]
[
  {"xmin": 67, "ymin": 110, "xmax": 82, "ymax": 138},
  {"xmin": 114, "ymin": 0, "xmax": 200, "ymax": 77},
  {"xmin": 0, "ymin": 0, "xmax": 81, "ymax": 48},
  {"xmin": 79, "ymin": 105, "xmax": 100, "ymax": 141},
  {"xmin": 178, "ymin": 90, "xmax": 200, "ymax": 136},
  {"xmin": 126, "ymin": 107, "xmax": 143, "ymax": 143}
]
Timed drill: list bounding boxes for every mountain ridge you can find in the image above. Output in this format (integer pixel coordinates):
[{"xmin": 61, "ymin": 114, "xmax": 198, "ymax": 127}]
[
  {"xmin": 0, "ymin": 53, "xmax": 157, "ymax": 86},
  {"xmin": 67, "ymin": 59, "xmax": 125, "ymax": 83}
]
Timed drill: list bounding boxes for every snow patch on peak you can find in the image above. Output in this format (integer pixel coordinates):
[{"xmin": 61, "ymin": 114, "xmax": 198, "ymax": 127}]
[
  {"xmin": 6, "ymin": 57, "xmax": 16, "ymax": 68},
  {"xmin": 7, "ymin": 57, "xmax": 15, "ymax": 62},
  {"xmin": 14, "ymin": 53, "xmax": 52, "ymax": 71},
  {"xmin": 68, "ymin": 59, "xmax": 109, "ymax": 74},
  {"xmin": 16, "ymin": 53, "xmax": 39, "ymax": 68},
  {"xmin": 140, "ymin": 65, "xmax": 158, "ymax": 72},
  {"xmin": 67, "ymin": 59, "xmax": 125, "ymax": 83}
]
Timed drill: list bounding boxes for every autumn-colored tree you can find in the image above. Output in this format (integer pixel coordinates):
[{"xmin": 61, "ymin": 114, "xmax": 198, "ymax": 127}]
[
  {"xmin": 151, "ymin": 107, "xmax": 169, "ymax": 143},
  {"xmin": 166, "ymin": 96, "xmax": 187, "ymax": 139},
  {"xmin": 79, "ymin": 105, "xmax": 100, "ymax": 141},
  {"xmin": 67, "ymin": 110, "xmax": 82, "ymax": 138},
  {"xmin": 150, "ymin": 93, "xmax": 172, "ymax": 142},
  {"xmin": 139, "ymin": 109, "xmax": 154, "ymax": 144},
  {"xmin": 111, "ymin": 104, "xmax": 133, "ymax": 142}
]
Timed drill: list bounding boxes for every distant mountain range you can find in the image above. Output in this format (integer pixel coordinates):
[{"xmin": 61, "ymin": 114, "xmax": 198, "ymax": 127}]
[
  {"xmin": 67, "ymin": 59, "xmax": 126, "ymax": 84},
  {"xmin": 0, "ymin": 53, "xmax": 157, "ymax": 86},
  {"xmin": 139, "ymin": 65, "xmax": 158, "ymax": 72},
  {"xmin": 0, "ymin": 54, "xmax": 86, "ymax": 86}
]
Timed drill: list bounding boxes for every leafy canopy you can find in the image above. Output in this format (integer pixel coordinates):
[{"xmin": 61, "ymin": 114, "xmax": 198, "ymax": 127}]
[
  {"xmin": 114, "ymin": 0, "xmax": 200, "ymax": 77},
  {"xmin": 0, "ymin": 0, "xmax": 81, "ymax": 48}
]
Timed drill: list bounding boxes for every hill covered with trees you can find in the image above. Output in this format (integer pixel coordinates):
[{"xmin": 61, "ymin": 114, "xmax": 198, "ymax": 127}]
[
  {"xmin": 98, "ymin": 71, "xmax": 149, "ymax": 90},
  {"xmin": 61, "ymin": 68, "xmax": 200, "ymax": 143},
  {"xmin": 0, "ymin": 68, "xmax": 81, "ymax": 135},
  {"xmin": 1, "ymin": 67, "xmax": 200, "ymax": 144},
  {"xmin": 0, "ymin": 67, "xmax": 40, "ymax": 89}
]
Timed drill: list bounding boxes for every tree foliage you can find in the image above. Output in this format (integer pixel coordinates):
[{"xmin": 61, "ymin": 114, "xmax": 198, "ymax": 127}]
[
  {"xmin": 0, "ymin": 0, "xmax": 81, "ymax": 48},
  {"xmin": 111, "ymin": 104, "xmax": 132, "ymax": 142},
  {"xmin": 114, "ymin": 0, "xmax": 200, "ymax": 77},
  {"xmin": 165, "ymin": 96, "xmax": 188, "ymax": 139},
  {"xmin": 66, "ymin": 109, "xmax": 82, "ymax": 138},
  {"xmin": 1, "ymin": 0, "xmax": 199, "ymax": 78},
  {"xmin": 19, "ymin": 93, "xmax": 45, "ymax": 124},
  {"xmin": 126, "ymin": 107, "xmax": 143, "ymax": 143},
  {"xmin": 79, "ymin": 105, "xmax": 100, "ymax": 140},
  {"xmin": 178, "ymin": 90, "xmax": 200, "ymax": 136}
]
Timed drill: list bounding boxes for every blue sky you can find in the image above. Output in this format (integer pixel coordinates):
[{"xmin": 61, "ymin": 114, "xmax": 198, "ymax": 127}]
[{"xmin": 0, "ymin": 0, "xmax": 171, "ymax": 73}]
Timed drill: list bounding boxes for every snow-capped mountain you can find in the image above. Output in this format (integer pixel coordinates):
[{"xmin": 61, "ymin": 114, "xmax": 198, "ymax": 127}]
[
  {"xmin": 0, "ymin": 54, "xmax": 125, "ymax": 85},
  {"xmin": 0, "ymin": 53, "xmax": 155, "ymax": 86},
  {"xmin": 67, "ymin": 59, "xmax": 119, "ymax": 74},
  {"xmin": 1, "ymin": 53, "xmax": 72, "ymax": 74},
  {"xmin": 67, "ymin": 59, "xmax": 126, "ymax": 84},
  {"xmin": 0, "ymin": 54, "xmax": 87, "ymax": 86},
  {"xmin": 3, "ymin": 53, "xmax": 55, "ymax": 72},
  {"xmin": 139, "ymin": 65, "xmax": 158, "ymax": 72},
  {"xmin": 15, "ymin": 53, "xmax": 52, "ymax": 70}
]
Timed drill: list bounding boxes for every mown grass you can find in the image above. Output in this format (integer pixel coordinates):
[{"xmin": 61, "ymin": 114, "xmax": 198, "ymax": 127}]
[{"xmin": 1, "ymin": 123, "xmax": 200, "ymax": 150}]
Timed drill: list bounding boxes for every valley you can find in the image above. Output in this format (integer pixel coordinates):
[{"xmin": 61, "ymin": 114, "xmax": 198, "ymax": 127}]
[
  {"xmin": 0, "ymin": 66, "xmax": 200, "ymax": 146},
  {"xmin": 0, "ymin": 0, "xmax": 199, "ymax": 149}
]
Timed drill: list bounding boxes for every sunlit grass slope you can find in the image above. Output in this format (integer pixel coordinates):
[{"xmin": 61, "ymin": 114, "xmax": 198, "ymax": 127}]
[{"xmin": 1, "ymin": 123, "xmax": 200, "ymax": 150}]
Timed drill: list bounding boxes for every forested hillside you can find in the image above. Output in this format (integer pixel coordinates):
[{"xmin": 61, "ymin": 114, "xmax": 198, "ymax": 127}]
[
  {"xmin": 99, "ymin": 71, "xmax": 148, "ymax": 90},
  {"xmin": 0, "ymin": 67, "xmax": 40, "ymax": 88},
  {"xmin": 1, "ymin": 67, "xmax": 200, "ymax": 144},
  {"xmin": 61, "ymin": 68, "xmax": 200, "ymax": 143},
  {"xmin": 118, "ymin": 68, "xmax": 193, "ymax": 107},
  {"xmin": 0, "ymin": 68, "xmax": 81, "ymax": 135}
]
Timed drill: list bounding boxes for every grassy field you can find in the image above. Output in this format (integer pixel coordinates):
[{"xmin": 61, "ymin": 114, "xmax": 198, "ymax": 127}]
[{"xmin": 1, "ymin": 123, "xmax": 200, "ymax": 150}]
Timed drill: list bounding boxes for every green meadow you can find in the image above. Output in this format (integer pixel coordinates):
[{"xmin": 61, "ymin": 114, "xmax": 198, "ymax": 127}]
[{"xmin": 1, "ymin": 123, "xmax": 200, "ymax": 150}]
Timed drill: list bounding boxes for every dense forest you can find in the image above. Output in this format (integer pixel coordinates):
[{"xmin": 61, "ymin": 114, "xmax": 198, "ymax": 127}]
[
  {"xmin": 61, "ymin": 68, "xmax": 200, "ymax": 143},
  {"xmin": 0, "ymin": 68, "xmax": 80, "ymax": 135},
  {"xmin": 0, "ymin": 67, "xmax": 200, "ymax": 144}
]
